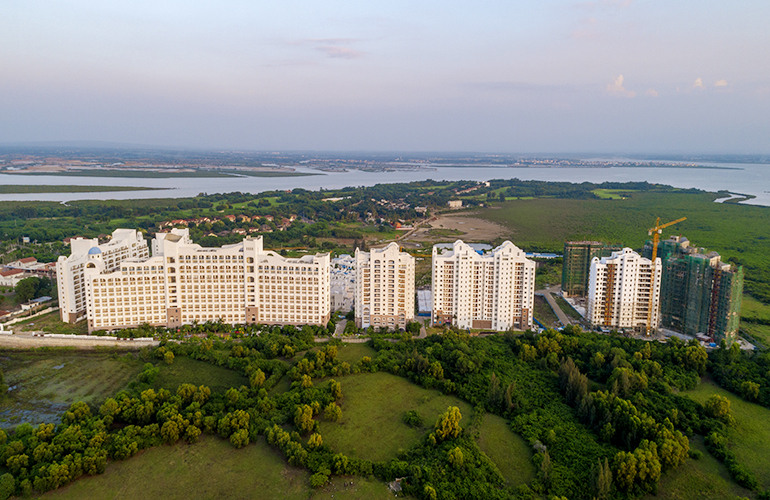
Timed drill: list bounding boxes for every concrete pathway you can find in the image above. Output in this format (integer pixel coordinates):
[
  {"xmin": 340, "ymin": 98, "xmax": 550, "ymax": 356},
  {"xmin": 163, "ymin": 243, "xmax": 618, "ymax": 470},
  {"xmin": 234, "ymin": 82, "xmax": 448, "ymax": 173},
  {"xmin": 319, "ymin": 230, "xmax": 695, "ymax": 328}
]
[{"xmin": 536, "ymin": 288, "xmax": 571, "ymax": 327}]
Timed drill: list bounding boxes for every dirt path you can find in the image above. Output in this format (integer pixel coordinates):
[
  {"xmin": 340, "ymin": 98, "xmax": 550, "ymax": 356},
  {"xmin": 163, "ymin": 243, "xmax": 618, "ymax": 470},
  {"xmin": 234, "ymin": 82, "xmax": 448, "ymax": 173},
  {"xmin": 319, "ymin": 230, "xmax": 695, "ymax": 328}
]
[{"xmin": 0, "ymin": 333, "xmax": 158, "ymax": 349}]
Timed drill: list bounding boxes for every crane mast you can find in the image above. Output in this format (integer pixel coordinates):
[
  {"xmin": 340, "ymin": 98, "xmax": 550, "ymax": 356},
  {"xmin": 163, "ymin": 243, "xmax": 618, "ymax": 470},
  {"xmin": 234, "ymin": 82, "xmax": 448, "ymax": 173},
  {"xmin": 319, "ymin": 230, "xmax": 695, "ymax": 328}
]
[{"xmin": 645, "ymin": 216, "xmax": 686, "ymax": 335}]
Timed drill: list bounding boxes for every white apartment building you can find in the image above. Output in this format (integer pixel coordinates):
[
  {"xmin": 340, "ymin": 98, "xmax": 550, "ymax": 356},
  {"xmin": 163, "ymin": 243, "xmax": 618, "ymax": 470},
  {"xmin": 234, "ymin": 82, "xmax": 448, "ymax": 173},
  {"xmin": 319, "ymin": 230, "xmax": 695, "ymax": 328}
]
[
  {"xmin": 355, "ymin": 243, "xmax": 415, "ymax": 330},
  {"xmin": 431, "ymin": 240, "xmax": 535, "ymax": 331},
  {"xmin": 81, "ymin": 228, "xmax": 330, "ymax": 332},
  {"xmin": 57, "ymin": 229, "xmax": 149, "ymax": 323},
  {"xmin": 331, "ymin": 254, "xmax": 355, "ymax": 313},
  {"xmin": 586, "ymin": 248, "xmax": 662, "ymax": 332}
]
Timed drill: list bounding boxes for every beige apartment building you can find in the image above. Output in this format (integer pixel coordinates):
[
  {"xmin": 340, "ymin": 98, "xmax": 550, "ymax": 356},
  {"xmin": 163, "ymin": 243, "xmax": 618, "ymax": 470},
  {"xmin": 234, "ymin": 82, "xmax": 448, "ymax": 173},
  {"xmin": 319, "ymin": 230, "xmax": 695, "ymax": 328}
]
[
  {"xmin": 56, "ymin": 229, "xmax": 149, "ymax": 323},
  {"xmin": 79, "ymin": 229, "xmax": 330, "ymax": 332},
  {"xmin": 586, "ymin": 248, "xmax": 662, "ymax": 333},
  {"xmin": 354, "ymin": 243, "xmax": 415, "ymax": 330},
  {"xmin": 431, "ymin": 240, "xmax": 535, "ymax": 331}
]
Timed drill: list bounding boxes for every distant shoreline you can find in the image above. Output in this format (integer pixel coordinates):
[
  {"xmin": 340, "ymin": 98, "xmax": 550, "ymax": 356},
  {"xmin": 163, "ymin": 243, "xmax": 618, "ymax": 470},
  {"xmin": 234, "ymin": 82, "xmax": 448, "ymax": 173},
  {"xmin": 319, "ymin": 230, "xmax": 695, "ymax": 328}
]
[{"xmin": 0, "ymin": 185, "xmax": 163, "ymax": 194}]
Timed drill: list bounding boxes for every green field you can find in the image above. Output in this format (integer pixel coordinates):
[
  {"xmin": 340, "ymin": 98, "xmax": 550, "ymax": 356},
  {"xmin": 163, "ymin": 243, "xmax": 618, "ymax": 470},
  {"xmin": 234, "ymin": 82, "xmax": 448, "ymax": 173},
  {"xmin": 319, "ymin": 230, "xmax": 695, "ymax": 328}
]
[
  {"xmin": 39, "ymin": 436, "xmax": 310, "ymax": 500},
  {"xmin": 592, "ymin": 189, "xmax": 632, "ymax": 200},
  {"xmin": 319, "ymin": 372, "xmax": 474, "ymax": 461},
  {"xmin": 683, "ymin": 378, "xmax": 770, "ymax": 490},
  {"xmin": 475, "ymin": 413, "xmax": 535, "ymax": 487},
  {"xmin": 648, "ymin": 436, "xmax": 754, "ymax": 500},
  {"xmin": 151, "ymin": 355, "xmax": 248, "ymax": 393},
  {"xmin": 335, "ymin": 343, "xmax": 377, "ymax": 364},
  {"xmin": 0, "ymin": 351, "xmax": 145, "ymax": 428},
  {"xmin": 740, "ymin": 295, "xmax": 770, "ymax": 347},
  {"xmin": 0, "ymin": 185, "xmax": 158, "ymax": 194}
]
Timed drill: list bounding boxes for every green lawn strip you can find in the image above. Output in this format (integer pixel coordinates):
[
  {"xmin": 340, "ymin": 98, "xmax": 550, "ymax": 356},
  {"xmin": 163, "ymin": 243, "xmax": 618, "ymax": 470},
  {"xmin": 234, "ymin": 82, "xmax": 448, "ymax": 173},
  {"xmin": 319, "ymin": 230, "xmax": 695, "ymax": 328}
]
[
  {"xmin": 740, "ymin": 323, "xmax": 770, "ymax": 348},
  {"xmin": 0, "ymin": 351, "xmax": 145, "ymax": 428},
  {"xmin": 683, "ymin": 378, "xmax": 770, "ymax": 490},
  {"xmin": 151, "ymin": 355, "xmax": 248, "ymax": 393},
  {"xmin": 475, "ymin": 413, "xmax": 535, "ymax": 487},
  {"xmin": 335, "ymin": 343, "xmax": 377, "ymax": 364},
  {"xmin": 38, "ymin": 435, "xmax": 310, "ymax": 500},
  {"xmin": 319, "ymin": 372, "xmax": 473, "ymax": 462},
  {"xmin": 646, "ymin": 436, "xmax": 755, "ymax": 500},
  {"xmin": 534, "ymin": 295, "xmax": 560, "ymax": 328},
  {"xmin": 311, "ymin": 476, "xmax": 398, "ymax": 500},
  {"xmin": 592, "ymin": 189, "xmax": 633, "ymax": 199},
  {"xmin": 0, "ymin": 185, "xmax": 159, "ymax": 194}
]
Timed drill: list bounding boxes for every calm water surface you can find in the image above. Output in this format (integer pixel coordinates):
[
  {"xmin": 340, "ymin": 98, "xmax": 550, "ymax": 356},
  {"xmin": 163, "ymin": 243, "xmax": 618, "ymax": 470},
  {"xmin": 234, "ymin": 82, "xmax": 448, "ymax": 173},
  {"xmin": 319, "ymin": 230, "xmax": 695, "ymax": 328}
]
[{"xmin": 0, "ymin": 162, "xmax": 768, "ymax": 206}]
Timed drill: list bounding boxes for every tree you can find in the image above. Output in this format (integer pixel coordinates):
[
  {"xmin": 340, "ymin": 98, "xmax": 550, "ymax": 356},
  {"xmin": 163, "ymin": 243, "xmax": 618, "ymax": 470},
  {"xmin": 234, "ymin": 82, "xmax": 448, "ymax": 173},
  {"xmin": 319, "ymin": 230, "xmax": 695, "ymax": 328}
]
[
  {"xmin": 230, "ymin": 428, "xmax": 250, "ymax": 448},
  {"xmin": 740, "ymin": 380, "xmax": 760, "ymax": 401},
  {"xmin": 250, "ymin": 369, "xmax": 266, "ymax": 388},
  {"xmin": 163, "ymin": 351, "xmax": 175, "ymax": 365},
  {"xmin": 295, "ymin": 404, "xmax": 315, "ymax": 433},
  {"xmin": 324, "ymin": 402, "xmax": 342, "ymax": 422},
  {"xmin": 15, "ymin": 277, "xmax": 39, "ymax": 302},
  {"xmin": 329, "ymin": 379, "xmax": 342, "ymax": 400},
  {"xmin": 0, "ymin": 473, "xmax": 14, "ymax": 500},
  {"xmin": 308, "ymin": 433, "xmax": 323, "ymax": 450},
  {"xmin": 704, "ymin": 395, "xmax": 734, "ymax": 424},
  {"xmin": 593, "ymin": 458, "xmax": 612, "ymax": 500},
  {"xmin": 448, "ymin": 446, "xmax": 464, "ymax": 468},
  {"xmin": 434, "ymin": 406, "xmax": 462, "ymax": 441}
]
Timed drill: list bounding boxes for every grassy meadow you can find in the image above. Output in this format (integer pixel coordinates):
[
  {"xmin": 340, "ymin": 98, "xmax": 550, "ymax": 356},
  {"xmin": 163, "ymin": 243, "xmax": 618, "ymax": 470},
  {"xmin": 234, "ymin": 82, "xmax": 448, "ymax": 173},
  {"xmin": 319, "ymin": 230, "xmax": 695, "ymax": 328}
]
[
  {"xmin": 475, "ymin": 413, "xmax": 535, "ymax": 487},
  {"xmin": 150, "ymin": 355, "xmax": 248, "ymax": 393},
  {"xmin": 647, "ymin": 436, "xmax": 755, "ymax": 500},
  {"xmin": 17, "ymin": 310, "xmax": 90, "ymax": 336},
  {"xmin": 0, "ymin": 350, "xmax": 145, "ymax": 428},
  {"xmin": 683, "ymin": 378, "xmax": 770, "ymax": 490},
  {"xmin": 319, "ymin": 372, "xmax": 474, "ymax": 462},
  {"xmin": 335, "ymin": 342, "xmax": 378, "ymax": 365},
  {"xmin": 38, "ymin": 436, "xmax": 311, "ymax": 500}
]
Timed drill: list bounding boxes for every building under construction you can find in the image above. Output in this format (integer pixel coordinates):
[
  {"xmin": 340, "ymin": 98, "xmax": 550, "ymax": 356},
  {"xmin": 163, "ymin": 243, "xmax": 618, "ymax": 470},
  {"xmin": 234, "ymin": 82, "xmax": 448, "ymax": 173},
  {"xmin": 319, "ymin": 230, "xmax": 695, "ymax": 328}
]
[
  {"xmin": 562, "ymin": 241, "xmax": 622, "ymax": 297},
  {"xmin": 643, "ymin": 236, "xmax": 743, "ymax": 343}
]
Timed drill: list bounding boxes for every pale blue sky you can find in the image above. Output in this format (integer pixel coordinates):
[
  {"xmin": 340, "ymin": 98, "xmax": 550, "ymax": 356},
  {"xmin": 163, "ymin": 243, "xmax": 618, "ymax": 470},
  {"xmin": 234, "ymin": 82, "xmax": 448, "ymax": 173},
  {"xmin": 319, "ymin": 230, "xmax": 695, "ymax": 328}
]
[{"xmin": 1, "ymin": 1, "xmax": 768, "ymax": 152}]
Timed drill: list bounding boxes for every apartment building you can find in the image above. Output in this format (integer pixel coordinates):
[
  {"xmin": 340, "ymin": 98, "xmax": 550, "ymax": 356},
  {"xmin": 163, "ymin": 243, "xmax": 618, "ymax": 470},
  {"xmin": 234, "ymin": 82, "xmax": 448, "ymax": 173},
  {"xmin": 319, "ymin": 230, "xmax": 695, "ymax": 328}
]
[
  {"xmin": 56, "ymin": 229, "xmax": 149, "ymax": 323},
  {"xmin": 431, "ymin": 240, "xmax": 535, "ymax": 331},
  {"xmin": 82, "ymin": 228, "xmax": 330, "ymax": 332},
  {"xmin": 355, "ymin": 243, "xmax": 415, "ymax": 330},
  {"xmin": 562, "ymin": 241, "xmax": 622, "ymax": 297},
  {"xmin": 586, "ymin": 248, "xmax": 662, "ymax": 333}
]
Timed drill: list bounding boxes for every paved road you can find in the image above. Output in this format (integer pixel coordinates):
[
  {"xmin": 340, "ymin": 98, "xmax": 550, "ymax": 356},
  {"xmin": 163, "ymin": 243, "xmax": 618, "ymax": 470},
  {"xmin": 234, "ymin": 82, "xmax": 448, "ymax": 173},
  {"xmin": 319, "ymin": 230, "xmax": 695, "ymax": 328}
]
[{"xmin": 536, "ymin": 288, "xmax": 571, "ymax": 327}]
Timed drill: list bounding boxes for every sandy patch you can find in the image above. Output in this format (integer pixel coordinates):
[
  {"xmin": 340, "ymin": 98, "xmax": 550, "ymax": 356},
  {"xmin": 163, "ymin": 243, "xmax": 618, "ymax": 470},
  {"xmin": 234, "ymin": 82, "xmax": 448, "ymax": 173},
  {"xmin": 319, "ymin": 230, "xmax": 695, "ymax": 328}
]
[{"xmin": 405, "ymin": 212, "xmax": 509, "ymax": 243}]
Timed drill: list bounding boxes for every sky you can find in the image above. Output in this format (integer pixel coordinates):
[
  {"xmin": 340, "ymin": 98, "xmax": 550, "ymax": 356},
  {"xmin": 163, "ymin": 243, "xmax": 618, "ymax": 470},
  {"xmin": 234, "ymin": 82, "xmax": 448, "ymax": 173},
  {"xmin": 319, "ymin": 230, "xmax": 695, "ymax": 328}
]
[{"xmin": 1, "ymin": 1, "xmax": 769, "ymax": 153}]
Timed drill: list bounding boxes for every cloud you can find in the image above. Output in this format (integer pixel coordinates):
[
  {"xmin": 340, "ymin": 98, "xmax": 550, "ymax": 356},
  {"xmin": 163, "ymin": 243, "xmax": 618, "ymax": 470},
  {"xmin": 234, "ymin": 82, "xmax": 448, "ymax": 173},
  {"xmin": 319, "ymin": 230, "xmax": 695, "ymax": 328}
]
[
  {"xmin": 645, "ymin": 88, "xmax": 658, "ymax": 97},
  {"xmin": 606, "ymin": 75, "xmax": 636, "ymax": 97},
  {"xmin": 316, "ymin": 46, "xmax": 365, "ymax": 59},
  {"xmin": 693, "ymin": 77, "xmax": 704, "ymax": 89},
  {"xmin": 714, "ymin": 79, "xmax": 728, "ymax": 87},
  {"xmin": 575, "ymin": 0, "xmax": 633, "ymax": 10}
]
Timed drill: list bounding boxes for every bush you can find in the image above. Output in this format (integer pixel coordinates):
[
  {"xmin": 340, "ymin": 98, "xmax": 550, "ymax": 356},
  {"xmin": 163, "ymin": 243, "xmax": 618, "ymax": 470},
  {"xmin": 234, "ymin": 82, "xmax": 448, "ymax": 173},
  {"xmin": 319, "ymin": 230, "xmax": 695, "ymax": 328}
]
[{"xmin": 403, "ymin": 410, "xmax": 424, "ymax": 428}]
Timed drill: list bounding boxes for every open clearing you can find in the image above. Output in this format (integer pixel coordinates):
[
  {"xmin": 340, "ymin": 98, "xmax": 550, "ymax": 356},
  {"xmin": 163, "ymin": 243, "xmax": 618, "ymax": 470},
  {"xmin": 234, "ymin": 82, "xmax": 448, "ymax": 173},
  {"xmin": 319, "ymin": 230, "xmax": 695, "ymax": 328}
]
[
  {"xmin": 405, "ymin": 212, "xmax": 508, "ymax": 243},
  {"xmin": 0, "ymin": 350, "xmax": 145, "ymax": 428},
  {"xmin": 319, "ymin": 372, "xmax": 474, "ymax": 462},
  {"xmin": 39, "ymin": 436, "xmax": 310, "ymax": 500},
  {"xmin": 683, "ymin": 378, "xmax": 770, "ymax": 490},
  {"xmin": 647, "ymin": 436, "xmax": 754, "ymax": 500},
  {"xmin": 335, "ymin": 343, "xmax": 377, "ymax": 364},
  {"xmin": 151, "ymin": 355, "xmax": 248, "ymax": 393},
  {"xmin": 476, "ymin": 413, "xmax": 535, "ymax": 487}
]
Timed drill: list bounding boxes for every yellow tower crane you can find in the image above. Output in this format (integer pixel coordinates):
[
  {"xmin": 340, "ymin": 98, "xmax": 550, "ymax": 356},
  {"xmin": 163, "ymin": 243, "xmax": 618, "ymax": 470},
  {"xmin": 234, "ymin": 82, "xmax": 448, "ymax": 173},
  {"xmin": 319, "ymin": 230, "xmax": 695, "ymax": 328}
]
[{"xmin": 646, "ymin": 216, "xmax": 687, "ymax": 335}]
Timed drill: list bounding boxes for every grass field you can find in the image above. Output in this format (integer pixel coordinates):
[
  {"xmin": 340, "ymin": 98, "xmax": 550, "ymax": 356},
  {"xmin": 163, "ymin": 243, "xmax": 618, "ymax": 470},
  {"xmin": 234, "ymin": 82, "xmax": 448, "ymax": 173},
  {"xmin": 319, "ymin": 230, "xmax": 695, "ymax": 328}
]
[
  {"xmin": 740, "ymin": 295, "xmax": 770, "ymax": 347},
  {"xmin": 39, "ymin": 436, "xmax": 310, "ymax": 500},
  {"xmin": 475, "ymin": 413, "xmax": 535, "ymax": 487},
  {"xmin": 335, "ymin": 343, "xmax": 377, "ymax": 364},
  {"xmin": 534, "ymin": 295, "xmax": 560, "ymax": 328},
  {"xmin": 0, "ymin": 350, "xmax": 145, "ymax": 428},
  {"xmin": 319, "ymin": 372, "xmax": 473, "ymax": 462},
  {"xmin": 683, "ymin": 378, "xmax": 770, "ymax": 490},
  {"xmin": 151, "ymin": 355, "xmax": 248, "ymax": 393},
  {"xmin": 648, "ymin": 436, "xmax": 755, "ymax": 500},
  {"xmin": 17, "ymin": 310, "xmax": 89, "ymax": 335},
  {"xmin": 592, "ymin": 189, "xmax": 633, "ymax": 200}
]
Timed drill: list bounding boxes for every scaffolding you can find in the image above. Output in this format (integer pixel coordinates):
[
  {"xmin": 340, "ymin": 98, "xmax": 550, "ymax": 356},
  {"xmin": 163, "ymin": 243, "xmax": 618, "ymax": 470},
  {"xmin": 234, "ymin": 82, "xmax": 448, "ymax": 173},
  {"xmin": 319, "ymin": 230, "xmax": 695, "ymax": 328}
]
[{"xmin": 562, "ymin": 241, "xmax": 621, "ymax": 297}]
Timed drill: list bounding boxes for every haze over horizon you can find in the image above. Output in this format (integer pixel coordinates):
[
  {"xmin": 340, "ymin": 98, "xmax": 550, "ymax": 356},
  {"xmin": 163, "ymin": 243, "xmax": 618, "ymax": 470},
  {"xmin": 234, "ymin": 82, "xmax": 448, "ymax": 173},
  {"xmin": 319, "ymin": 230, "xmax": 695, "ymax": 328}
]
[{"xmin": 2, "ymin": 1, "xmax": 769, "ymax": 154}]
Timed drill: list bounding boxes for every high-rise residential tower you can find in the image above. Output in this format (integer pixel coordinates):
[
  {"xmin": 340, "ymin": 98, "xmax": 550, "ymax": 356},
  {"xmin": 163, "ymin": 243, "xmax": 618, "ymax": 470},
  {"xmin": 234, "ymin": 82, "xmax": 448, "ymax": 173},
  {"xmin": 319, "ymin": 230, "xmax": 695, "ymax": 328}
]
[
  {"xmin": 355, "ymin": 243, "xmax": 415, "ymax": 330},
  {"xmin": 562, "ymin": 241, "xmax": 622, "ymax": 297},
  {"xmin": 431, "ymin": 240, "xmax": 535, "ymax": 331}
]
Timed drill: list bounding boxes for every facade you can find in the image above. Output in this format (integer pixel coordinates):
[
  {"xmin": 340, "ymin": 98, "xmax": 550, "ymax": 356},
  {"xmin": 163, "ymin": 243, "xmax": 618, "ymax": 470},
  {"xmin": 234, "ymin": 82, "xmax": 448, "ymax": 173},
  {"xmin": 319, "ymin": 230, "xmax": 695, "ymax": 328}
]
[
  {"xmin": 447, "ymin": 200, "xmax": 463, "ymax": 209},
  {"xmin": 330, "ymin": 254, "xmax": 355, "ymax": 313},
  {"xmin": 431, "ymin": 240, "xmax": 535, "ymax": 331},
  {"xmin": 587, "ymin": 248, "xmax": 662, "ymax": 332},
  {"xmin": 562, "ymin": 241, "xmax": 622, "ymax": 297},
  {"xmin": 56, "ymin": 229, "xmax": 149, "ymax": 323},
  {"xmin": 646, "ymin": 236, "xmax": 743, "ymax": 343},
  {"xmin": 81, "ymin": 228, "xmax": 330, "ymax": 332},
  {"xmin": 355, "ymin": 243, "xmax": 415, "ymax": 330}
]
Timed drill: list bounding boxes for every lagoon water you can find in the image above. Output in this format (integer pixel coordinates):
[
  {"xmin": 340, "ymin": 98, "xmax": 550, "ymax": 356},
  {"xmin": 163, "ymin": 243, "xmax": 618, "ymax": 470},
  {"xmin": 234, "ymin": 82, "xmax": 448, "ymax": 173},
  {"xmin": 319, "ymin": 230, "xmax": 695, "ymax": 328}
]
[{"xmin": 0, "ymin": 161, "xmax": 768, "ymax": 206}]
